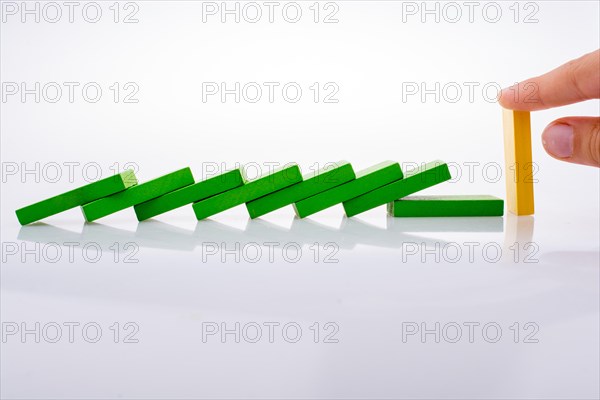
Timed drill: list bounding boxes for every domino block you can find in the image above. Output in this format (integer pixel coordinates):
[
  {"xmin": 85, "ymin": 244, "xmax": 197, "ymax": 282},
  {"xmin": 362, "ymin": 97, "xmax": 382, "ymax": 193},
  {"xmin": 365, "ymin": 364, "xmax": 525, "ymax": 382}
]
[
  {"xmin": 81, "ymin": 168, "xmax": 194, "ymax": 222},
  {"xmin": 15, "ymin": 170, "xmax": 137, "ymax": 225},
  {"xmin": 503, "ymin": 108, "xmax": 534, "ymax": 215},
  {"xmin": 293, "ymin": 161, "xmax": 403, "ymax": 218},
  {"xmin": 388, "ymin": 195, "xmax": 504, "ymax": 217},
  {"xmin": 192, "ymin": 164, "xmax": 302, "ymax": 220},
  {"xmin": 343, "ymin": 160, "xmax": 451, "ymax": 217},
  {"xmin": 246, "ymin": 161, "xmax": 355, "ymax": 219},
  {"xmin": 134, "ymin": 169, "xmax": 243, "ymax": 221}
]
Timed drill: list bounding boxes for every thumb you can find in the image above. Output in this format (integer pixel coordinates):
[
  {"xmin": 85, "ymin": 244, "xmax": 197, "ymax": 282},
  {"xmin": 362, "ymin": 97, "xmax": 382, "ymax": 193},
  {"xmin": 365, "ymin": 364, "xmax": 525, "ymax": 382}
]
[{"xmin": 541, "ymin": 117, "xmax": 600, "ymax": 167}]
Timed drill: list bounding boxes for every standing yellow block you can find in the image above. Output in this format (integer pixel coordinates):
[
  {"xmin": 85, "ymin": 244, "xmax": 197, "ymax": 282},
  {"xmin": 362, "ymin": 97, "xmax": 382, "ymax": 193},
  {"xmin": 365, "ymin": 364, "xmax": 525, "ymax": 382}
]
[{"xmin": 502, "ymin": 108, "xmax": 535, "ymax": 215}]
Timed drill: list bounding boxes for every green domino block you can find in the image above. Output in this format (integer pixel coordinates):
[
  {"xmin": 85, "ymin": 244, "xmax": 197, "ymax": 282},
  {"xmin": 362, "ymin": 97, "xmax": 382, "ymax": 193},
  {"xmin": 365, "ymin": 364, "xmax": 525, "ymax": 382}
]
[
  {"xmin": 193, "ymin": 163, "xmax": 302, "ymax": 220},
  {"xmin": 81, "ymin": 168, "xmax": 194, "ymax": 222},
  {"xmin": 293, "ymin": 161, "xmax": 403, "ymax": 218},
  {"xmin": 388, "ymin": 195, "xmax": 504, "ymax": 217},
  {"xmin": 134, "ymin": 170, "xmax": 244, "ymax": 221},
  {"xmin": 246, "ymin": 161, "xmax": 355, "ymax": 219},
  {"xmin": 343, "ymin": 160, "xmax": 451, "ymax": 217},
  {"xmin": 15, "ymin": 170, "xmax": 137, "ymax": 226}
]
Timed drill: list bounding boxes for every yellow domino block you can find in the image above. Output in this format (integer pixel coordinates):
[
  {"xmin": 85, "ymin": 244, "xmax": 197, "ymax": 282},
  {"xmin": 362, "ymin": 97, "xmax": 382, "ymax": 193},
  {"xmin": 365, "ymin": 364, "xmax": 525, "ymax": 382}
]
[{"xmin": 502, "ymin": 108, "xmax": 535, "ymax": 215}]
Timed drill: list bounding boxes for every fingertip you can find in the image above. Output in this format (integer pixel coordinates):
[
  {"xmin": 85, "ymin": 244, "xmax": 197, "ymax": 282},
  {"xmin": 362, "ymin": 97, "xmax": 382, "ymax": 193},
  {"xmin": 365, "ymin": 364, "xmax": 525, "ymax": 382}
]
[
  {"xmin": 542, "ymin": 122, "xmax": 574, "ymax": 159},
  {"xmin": 498, "ymin": 82, "xmax": 543, "ymax": 111},
  {"xmin": 542, "ymin": 117, "xmax": 600, "ymax": 167},
  {"xmin": 497, "ymin": 86, "xmax": 515, "ymax": 109}
]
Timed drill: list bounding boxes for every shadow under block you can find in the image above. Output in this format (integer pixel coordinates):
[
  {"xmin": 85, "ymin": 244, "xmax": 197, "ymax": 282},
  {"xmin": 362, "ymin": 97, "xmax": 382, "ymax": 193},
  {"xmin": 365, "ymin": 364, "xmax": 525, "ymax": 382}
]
[
  {"xmin": 192, "ymin": 164, "xmax": 303, "ymax": 220},
  {"xmin": 503, "ymin": 108, "xmax": 534, "ymax": 215},
  {"xmin": 293, "ymin": 161, "xmax": 404, "ymax": 218},
  {"xmin": 388, "ymin": 195, "xmax": 504, "ymax": 217},
  {"xmin": 15, "ymin": 170, "xmax": 138, "ymax": 225},
  {"xmin": 134, "ymin": 169, "xmax": 244, "ymax": 221},
  {"xmin": 343, "ymin": 160, "xmax": 451, "ymax": 217},
  {"xmin": 246, "ymin": 161, "xmax": 355, "ymax": 219},
  {"xmin": 81, "ymin": 168, "xmax": 194, "ymax": 222}
]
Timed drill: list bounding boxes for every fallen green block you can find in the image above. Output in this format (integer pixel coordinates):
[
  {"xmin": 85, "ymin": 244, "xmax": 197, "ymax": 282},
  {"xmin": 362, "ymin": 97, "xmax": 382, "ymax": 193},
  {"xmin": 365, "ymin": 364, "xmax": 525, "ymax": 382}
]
[
  {"xmin": 193, "ymin": 164, "xmax": 302, "ymax": 220},
  {"xmin": 134, "ymin": 169, "xmax": 244, "ymax": 221},
  {"xmin": 293, "ymin": 161, "xmax": 403, "ymax": 218},
  {"xmin": 343, "ymin": 160, "xmax": 451, "ymax": 217},
  {"xmin": 388, "ymin": 195, "xmax": 504, "ymax": 217},
  {"xmin": 15, "ymin": 170, "xmax": 137, "ymax": 225},
  {"xmin": 246, "ymin": 161, "xmax": 355, "ymax": 219},
  {"xmin": 81, "ymin": 167, "xmax": 194, "ymax": 222}
]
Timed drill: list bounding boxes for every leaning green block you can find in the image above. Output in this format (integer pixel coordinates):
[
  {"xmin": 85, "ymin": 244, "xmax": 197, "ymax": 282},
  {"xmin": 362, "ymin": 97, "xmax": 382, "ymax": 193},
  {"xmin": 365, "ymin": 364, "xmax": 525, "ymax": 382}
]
[
  {"xmin": 293, "ymin": 161, "xmax": 403, "ymax": 218},
  {"xmin": 81, "ymin": 168, "xmax": 194, "ymax": 222},
  {"xmin": 193, "ymin": 164, "xmax": 302, "ymax": 220},
  {"xmin": 388, "ymin": 195, "xmax": 504, "ymax": 217},
  {"xmin": 246, "ymin": 161, "xmax": 355, "ymax": 219},
  {"xmin": 343, "ymin": 160, "xmax": 451, "ymax": 217},
  {"xmin": 15, "ymin": 170, "xmax": 137, "ymax": 225},
  {"xmin": 134, "ymin": 170, "xmax": 244, "ymax": 221}
]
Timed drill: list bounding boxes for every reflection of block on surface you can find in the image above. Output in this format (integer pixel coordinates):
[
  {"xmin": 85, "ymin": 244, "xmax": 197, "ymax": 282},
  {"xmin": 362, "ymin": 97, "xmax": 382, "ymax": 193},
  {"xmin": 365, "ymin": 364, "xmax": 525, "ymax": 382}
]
[
  {"xmin": 192, "ymin": 164, "xmax": 302, "ymax": 220},
  {"xmin": 339, "ymin": 217, "xmax": 443, "ymax": 249},
  {"xmin": 504, "ymin": 213, "xmax": 535, "ymax": 245},
  {"xmin": 293, "ymin": 161, "xmax": 403, "ymax": 218},
  {"xmin": 15, "ymin": 170, "xmax": 137, "ymax": 225},
  {"xmin": 82, "ymin": 168, "xmax": 194, "ymax": 222},
  {"xmin": 134, "ymin": 220, "xmax": 197, "ymax": 251},
  {"xmin": 289, "ymin": 218, "xmax": 356, "ymax": 250},
  {"xmin": 502, "ymin": 213, "xmax": 535, "ymax": 263},
  {"xmin": 503, "ymin": 109, "xmax": 535, "ymax": 215},
  {"xmin": 386, "ymin": 215, "xmax": 504, "ymax": 233},
  {"xmin": 134, "ymin": 170, "xmax": 243, "ymax": 221},
  {"xmin": 388, "ymin": 195, "xmax": 504, "ymax": 217},
  {"xmin": 246, "ymin": 161, "xmax": 355, "ymax": 219},
  {"xmin": 343, "ymin": 160, "xmax": 451, "ymax": 217}
]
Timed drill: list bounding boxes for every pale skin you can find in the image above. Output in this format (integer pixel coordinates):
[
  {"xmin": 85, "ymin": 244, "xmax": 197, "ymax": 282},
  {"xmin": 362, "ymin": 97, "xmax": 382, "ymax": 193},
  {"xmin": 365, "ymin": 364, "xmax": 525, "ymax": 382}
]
[{"xmin": 498, "ymin": 49, "xmax": 600, "ymax": 167}]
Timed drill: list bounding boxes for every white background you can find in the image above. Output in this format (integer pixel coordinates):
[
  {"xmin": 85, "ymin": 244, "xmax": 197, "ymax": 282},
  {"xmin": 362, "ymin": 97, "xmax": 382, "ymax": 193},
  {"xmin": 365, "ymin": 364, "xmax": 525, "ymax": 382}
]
[{"xmin": 1, "ymin": 1, "xmax": 599, "ymax": 399}]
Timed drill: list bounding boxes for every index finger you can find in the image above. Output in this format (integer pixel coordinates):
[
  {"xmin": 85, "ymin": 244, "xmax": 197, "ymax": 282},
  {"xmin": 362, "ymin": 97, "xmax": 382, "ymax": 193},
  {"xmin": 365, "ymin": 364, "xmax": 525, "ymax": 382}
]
[{"xmin": 498, "ymin": 49, "xmax": 600, "ymax": 111}]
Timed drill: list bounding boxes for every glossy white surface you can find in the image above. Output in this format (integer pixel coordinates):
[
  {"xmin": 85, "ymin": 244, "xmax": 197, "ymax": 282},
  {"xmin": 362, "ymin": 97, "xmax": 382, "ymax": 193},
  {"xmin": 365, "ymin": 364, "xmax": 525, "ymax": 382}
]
[
  {"xmin": 1, "ymin": 1, "xmax": 599, "ymax": 398},
  {"xmin": 2, "ymin": 200, "xmax": 599, "ymax": 399}
]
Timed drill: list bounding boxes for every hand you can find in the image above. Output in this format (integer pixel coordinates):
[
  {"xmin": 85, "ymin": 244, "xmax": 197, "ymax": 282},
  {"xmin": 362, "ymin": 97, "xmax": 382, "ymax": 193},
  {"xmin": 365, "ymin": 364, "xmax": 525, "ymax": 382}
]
[{"xmin": 498, "ymin": 49, "xmax": 600, "ymax": 167}]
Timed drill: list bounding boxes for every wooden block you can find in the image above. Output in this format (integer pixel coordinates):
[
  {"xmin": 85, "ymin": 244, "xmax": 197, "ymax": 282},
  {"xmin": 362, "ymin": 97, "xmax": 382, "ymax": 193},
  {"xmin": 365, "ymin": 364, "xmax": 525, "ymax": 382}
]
[
  {"xmin": 388, "ymin": 195, "xmax": 504, "ymax": 217},
  {"xmin": 134, "ymin": 169, "xmax": 243, "ymax": 221},
  {"xmin": 15, "ymin": 170, "xmax": 137, "ymax": 225},
  {"xmin": 343, "ymin": 160, "xmax": 451, "ymax": 217},
  {"xmin": 192, "ymin": 164, "xmax": 302, "ymax": 220},
  {"xmin": 81, "ymin": 168, "xmax": 194, "ymax": 222},
  {"xmin": 293, "ymin": 161, "xmax": 403, "ymax": 218},
  {"xmin": 503, "ymin": 108, "xmax": 535, "ymax": 215},
  {"xmin": 246, "ymin": 161, "xmax": 355, "ymax": 219}
]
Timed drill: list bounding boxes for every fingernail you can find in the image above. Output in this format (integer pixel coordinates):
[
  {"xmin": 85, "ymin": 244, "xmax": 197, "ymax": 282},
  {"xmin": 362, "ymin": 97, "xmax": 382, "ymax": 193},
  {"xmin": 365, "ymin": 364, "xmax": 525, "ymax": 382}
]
[{"xmin": 542, "ymin": 123, "xmax": 574, "ymax": 158}]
